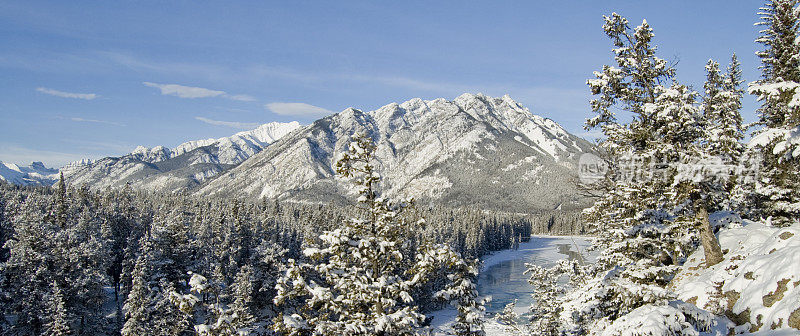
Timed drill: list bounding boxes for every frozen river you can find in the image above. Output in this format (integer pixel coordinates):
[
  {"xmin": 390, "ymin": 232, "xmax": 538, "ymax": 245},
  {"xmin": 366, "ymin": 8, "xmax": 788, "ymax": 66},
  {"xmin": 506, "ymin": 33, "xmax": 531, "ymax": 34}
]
[
  {"xmin": 478, "ymin": 235, "xmax": 593, "ymax": 315},
  {"xmin": 431, "ymin": 235, "xmax": 594, "ymax": 335}
]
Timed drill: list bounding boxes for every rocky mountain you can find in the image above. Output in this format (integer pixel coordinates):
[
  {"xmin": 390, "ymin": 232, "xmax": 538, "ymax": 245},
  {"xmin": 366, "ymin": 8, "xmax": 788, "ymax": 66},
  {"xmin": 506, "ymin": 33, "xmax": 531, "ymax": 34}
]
[
  {"xmin": 197, "ymin": 93, "xmax": 596, "ymax": 212},
  {"xmin": 62, "ymin": 121, "xmax": 301, "ymax": 192},
  {"xmin": 0, "ymin": 161, "xmax": 59, "ymax": 186}
]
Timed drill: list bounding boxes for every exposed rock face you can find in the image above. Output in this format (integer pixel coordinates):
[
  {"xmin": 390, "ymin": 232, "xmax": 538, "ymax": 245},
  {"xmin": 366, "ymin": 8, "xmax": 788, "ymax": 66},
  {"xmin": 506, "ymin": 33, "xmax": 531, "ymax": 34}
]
[{"xmin": 198, "ymin": 93, "xmax": 596, "ymax": 212}]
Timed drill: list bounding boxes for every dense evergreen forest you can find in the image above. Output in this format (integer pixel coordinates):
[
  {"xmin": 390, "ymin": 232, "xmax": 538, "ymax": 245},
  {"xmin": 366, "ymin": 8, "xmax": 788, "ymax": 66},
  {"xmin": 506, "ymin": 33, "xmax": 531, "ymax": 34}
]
[{"xmin": 0, "ymin": 162, "xmax": 580, "ymax": 335}]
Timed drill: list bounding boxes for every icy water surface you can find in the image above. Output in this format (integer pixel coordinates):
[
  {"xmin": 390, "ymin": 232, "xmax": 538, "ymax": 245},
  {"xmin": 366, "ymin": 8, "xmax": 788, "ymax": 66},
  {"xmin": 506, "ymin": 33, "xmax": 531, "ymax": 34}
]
[{"xmin": 477, "ymin": 236, "xmax": 592, "ymax": 315}]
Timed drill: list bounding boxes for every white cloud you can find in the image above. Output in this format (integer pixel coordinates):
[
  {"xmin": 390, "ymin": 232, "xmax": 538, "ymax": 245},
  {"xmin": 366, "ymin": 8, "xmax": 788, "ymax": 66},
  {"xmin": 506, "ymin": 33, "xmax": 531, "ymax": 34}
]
[
  {"xmin": 69, "ymin": 117, "xmax": 125, "ymax": 127},
  {"xmin": 36, "ymin": 87, "xmax": 98, "ymax": 100},
  {"xmin": 143, "ymin": 82, "xmax": 225, "ymax": 99},
  {"xmin": 195, "ymin": 117, "xmax": 259, "ymax": 130},
  {"xmin": 265, "ymin": 102, "xmax": 333, "ymax": 118},
  {"xmin": 143, "ymin": 82, "xmax": 257, "ymax": 102},
  {"xmin": 227, "ymin": 94, "xmax": 257, "ymax": 102}
]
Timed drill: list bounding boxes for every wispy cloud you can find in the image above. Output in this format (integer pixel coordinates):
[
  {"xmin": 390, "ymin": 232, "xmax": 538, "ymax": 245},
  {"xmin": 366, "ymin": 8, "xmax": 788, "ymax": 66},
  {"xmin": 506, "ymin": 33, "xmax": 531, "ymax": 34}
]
[
  {"xmin": 143, "ymin": 82, "xmax": 225, "ymax": 99},
  {"xmin": 36, "ymin": 87, "xmax": 98, "ymax": 100},
  {"xmin": 265, "ymin": 102, "xmax": 334, "ymax": 118},
  {"xmin": 227, "ymin": 94, "xmax": 257, "ymax": 102},
  {"xmin": 102, "ymin": 52, "xmax": 231, "ymax": 80},
  {"xmin": 104, "ymin": 52, "xmax": 466, "ymax": 95},
  {"xmin": 142, "ymin": 82, "xmax": 257, "ymax": 101},
  {"xmin": 69, "ymin": 117, "xmax": 125, "ymax": 127},
  {"xmin": 195, "ymin": 116, "xmax": 259, "ymax": 130}
]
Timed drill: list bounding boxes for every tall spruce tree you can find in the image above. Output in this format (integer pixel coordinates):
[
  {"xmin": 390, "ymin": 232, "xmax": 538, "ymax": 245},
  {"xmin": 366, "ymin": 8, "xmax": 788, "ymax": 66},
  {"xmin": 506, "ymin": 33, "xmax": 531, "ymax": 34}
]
[
  {"xmin": 121, "ymin": 255, "xmax": 152, "ymax": 336},
  {"xmin": 273, "ymin": 133, "xmax": 484, "ymax": 335},
  {"xmin": 44, "ymin": 281, "xmax": 73, "ymax": 336},
  {"xmin": 711, "ymin": 54, "xmax": 746, "ymax": 161},
  {"xmin": 535, "ymin": 14, "xmax": 733, "ymax": 334},
  {"xmin": 747, "ymin": 0, "xmax": 800, "ymax": 225}
]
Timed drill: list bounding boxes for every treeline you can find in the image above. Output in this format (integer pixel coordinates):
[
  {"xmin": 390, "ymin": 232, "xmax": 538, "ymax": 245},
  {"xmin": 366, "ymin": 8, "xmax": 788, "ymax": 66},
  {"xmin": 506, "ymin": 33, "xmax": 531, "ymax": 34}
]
[{"xmin": 0, "ymin": 176, "xmax": 567, "ymax": 335}]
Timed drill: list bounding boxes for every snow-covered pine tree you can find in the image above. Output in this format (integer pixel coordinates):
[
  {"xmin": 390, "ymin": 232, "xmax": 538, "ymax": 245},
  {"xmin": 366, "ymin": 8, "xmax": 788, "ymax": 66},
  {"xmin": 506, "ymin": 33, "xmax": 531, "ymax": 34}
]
[
  {"xmin": 525, "ymin": 264, "xmax": 562, "ymax": 335},
  {"xmin": 431, "ymin": 250, "xmax": 485, "ymax": 336},
  {"xmin": 755, "ymin": 0, "xmax": 800, "ymax": 95},
  {"xmin": 122, "ymin": 242, "xmax": 190, "ymax": 336},
  {"xmin": 45, "ymin": 281, "xmax": 73, "ymax": 336},
  {"xmin": 495, "ymin": 300, "xmax": 518, "ymax": 326},
  {"xmin": 229, "ymin": 265, "xmax": 256, "ymax": 333},
  {"xmin": 747, "ymin": 0, "xmax": 800, "ymax": 225},
  {"xmin": 121, "ymin": 255, "xmax": 151, "ymax": 336},
  {"xmin": 250, "ymin": 241, "xmax": 288, "ymax": 317},
  {"xmin": 582, "ymin": 13, "xmax": 680, "ymax": 279},
  {"xmin": 272, "ymin": 132, "xmax": 428, "ymax": 335},
  {"xmin": 704, "ymin": 60, "xmax": 725, "ymax": 123},
  {"xmin": 273, "ymin": 132, "xmax": 484, "ymax": 335},
  {"xmin": 525, "ymin": 259, "xmax": 591, "ymax": 336},
  {"xmin": 582, "ymin": 13, "xmax": 686, "ymax": 276},
  {"xmin": 1, "ymin": 182, "xmax": 109, "ymax": 335},
  {"xmin": 721, "ymin": 54, "xmax": 747, "ymax": 157},
  {"xmin": 654, "ymin": 83, "xmax": 725, "ymax": 267},
  {"xmin": 100, "ymin": 185, "xmax": 139, "ymax": 303},
  {"xmin": 541, "ymin": 14, "xmax": 732, "ymax": 334},
  {"xmin": 704, "ymin": 56, "xmax": 746, "ymax": 162},
  {"xmin": 707, "ymin": 54, "xmax": 748, "ymax": 217},
  {"xmin": 170, "ymin": 272, "xmax": 253, "ymax": 336}
]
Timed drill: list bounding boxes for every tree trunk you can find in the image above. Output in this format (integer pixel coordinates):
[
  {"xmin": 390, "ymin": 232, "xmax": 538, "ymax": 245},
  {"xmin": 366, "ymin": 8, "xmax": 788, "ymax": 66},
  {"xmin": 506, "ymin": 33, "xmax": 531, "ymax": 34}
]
[{"xmin": 695, "ymin": 198, "xmax": 724, "ymax": 267}]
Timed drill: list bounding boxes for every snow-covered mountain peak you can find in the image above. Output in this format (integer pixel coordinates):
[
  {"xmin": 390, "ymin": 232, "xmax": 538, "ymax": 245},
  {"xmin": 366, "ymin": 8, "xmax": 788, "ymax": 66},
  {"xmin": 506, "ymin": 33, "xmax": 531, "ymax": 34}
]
[
  {"xmin": 197, "ymin": 93, "xmax": 596, "ymax": 211},
  {"xmin": 30, "ymin": 161, "xmax": 47, "ymax": 170},
  {"xmin": 237, "ymin": 121, "xmax": 302, "ymax": 143},
  {"xmin": 130, "ymin": 145, "xmax": 171, "ymax": 163},
  {"xmin": 59, "ymin": 121, "xmax": 302, "ymax": 191},
  {"xmin": 117, "ymin": 121, "xmax": 304, "ymax": 164},
  {"xmin": 0, "ymin": 161, "xmax": 59, "ymax": 186},
  {"xmin": 363, "ymin": 93, "xmax": 581, "ymax": 160},
  {"xmin": 62, "ymin": 158, "xmax": 94, "ymax": 169}
]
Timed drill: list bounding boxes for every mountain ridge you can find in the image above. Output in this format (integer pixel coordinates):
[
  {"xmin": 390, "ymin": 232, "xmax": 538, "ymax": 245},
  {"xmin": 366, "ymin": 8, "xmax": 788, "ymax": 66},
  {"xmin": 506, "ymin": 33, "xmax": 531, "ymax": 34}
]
[
  {"xmin": 0, "ymin": 161, "xmax": 60, "ymax": 186},
  {"xmin": 1, "ymin": 93, "xmax": 597, "ymax": 213},
  {"xmin": 58, "ymin": 121, "xmax": 302, "ymax": 191},
  {"xmin": 197, "ymin": 93, "xmax": 596, "ymax": 212}
]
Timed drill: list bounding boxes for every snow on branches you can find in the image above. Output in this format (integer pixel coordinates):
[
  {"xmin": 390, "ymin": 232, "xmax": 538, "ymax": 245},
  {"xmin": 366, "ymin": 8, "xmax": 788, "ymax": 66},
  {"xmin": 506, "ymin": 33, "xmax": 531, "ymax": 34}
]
[{"xmin": 273, "ymin": 132, "xmax": 485, "ymax": 335}]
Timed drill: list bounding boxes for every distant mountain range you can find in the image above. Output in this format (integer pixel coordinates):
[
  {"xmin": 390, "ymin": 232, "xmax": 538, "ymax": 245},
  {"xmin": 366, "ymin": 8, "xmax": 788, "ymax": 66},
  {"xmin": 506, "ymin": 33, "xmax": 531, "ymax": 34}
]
[
  {"xmin": 1, "ymin": 94, "xmax": 596, "ymax": 212},
  {"xmin": 0, "ymin": 161, "xmax": 59, "ymax": 186},
  {"xmin": 59, "ymin": 121, "xmax": 301, "ymax": 192}
]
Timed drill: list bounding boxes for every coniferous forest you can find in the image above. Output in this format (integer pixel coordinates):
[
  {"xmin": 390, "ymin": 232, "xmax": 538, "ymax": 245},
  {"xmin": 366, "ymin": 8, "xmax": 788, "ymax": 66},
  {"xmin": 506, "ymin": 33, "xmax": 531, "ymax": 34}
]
[{"xmin": 1, "ymin": 1, "xmax": 800, "ymax": 335}]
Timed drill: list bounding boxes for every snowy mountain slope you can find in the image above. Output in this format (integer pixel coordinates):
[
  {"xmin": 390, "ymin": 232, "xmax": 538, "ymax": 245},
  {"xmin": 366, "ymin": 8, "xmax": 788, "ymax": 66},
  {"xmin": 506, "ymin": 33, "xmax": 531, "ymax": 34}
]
[
  {"xmin": 197, "ymin": 93, "xmax": 596, "ymax": 212},
  {"xmin": 0, "ymin": 161, "xmax": 59, "ymax": 186},
  {"xmin": 61, "ymin": 121, "xmax": 301, "ymax": 192}
]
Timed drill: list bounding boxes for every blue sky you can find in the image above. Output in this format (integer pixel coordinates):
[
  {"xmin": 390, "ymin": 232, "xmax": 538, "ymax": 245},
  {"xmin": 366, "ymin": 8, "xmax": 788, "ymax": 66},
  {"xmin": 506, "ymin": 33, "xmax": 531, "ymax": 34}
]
[{"xmin": 0, "ymin": 1, "xmax": 764, "ymax": 167}]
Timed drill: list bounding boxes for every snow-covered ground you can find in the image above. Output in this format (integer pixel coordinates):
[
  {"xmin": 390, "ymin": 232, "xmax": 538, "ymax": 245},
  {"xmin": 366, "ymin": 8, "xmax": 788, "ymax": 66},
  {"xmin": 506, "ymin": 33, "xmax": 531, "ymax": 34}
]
[
  {"xmin": 671, "ymin": 219, "xmax": 800, "ymax": 333},
  {"xmin": 430, "ymin": 235, "xmax": 595, "ymax": 335}
]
